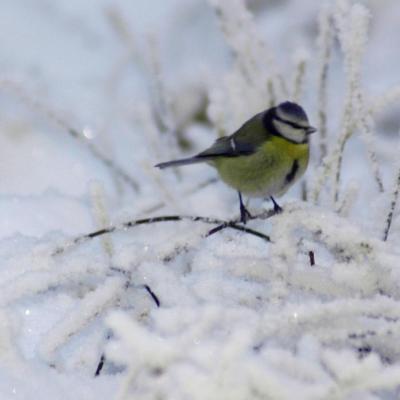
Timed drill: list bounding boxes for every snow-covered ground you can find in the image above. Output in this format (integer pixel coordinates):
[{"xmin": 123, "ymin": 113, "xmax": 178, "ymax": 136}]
[{"xmin": 1, "ymin": 0, "xmax": 400, "ymax": 398}]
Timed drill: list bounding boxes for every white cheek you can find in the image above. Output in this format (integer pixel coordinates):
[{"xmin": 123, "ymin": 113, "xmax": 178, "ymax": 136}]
[{"xmin": 273, "ymin": 120, "xmax": 305, "ymax": 143}]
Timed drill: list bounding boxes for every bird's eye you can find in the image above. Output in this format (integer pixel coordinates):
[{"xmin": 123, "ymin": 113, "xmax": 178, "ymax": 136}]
[
  {"xmin": 276, "ymin": 116, "xmax": 305, "ymax": 130},
  {"xmin": 290, "ymin": 122, "xmax": 304, "ymax": 130}
]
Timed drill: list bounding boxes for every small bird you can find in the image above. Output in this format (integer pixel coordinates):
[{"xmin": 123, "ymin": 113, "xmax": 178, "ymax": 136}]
[{"xmin": 155, "ymin": 101, "xmax": 316, "ymax": 223}]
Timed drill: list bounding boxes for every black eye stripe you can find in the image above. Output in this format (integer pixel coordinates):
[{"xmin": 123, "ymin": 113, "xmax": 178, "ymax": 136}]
[{"xmin": 274, "ymin": 116, "xmax": 306, "ymax": 130}]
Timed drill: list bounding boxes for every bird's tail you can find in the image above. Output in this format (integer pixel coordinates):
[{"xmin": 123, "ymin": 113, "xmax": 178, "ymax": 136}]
[{"xmin": 155, "ymin": 156, "xmax": 208, "ymax": 169}]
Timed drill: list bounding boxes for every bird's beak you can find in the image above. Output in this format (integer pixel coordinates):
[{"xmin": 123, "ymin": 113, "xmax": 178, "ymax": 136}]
[{"xmin": 306, "ymin": 126, "xmax": 317, "ymax": 135}]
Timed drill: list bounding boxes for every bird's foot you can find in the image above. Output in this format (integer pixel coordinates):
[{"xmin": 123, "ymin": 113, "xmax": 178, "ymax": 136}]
[
  {"xmin": 240, "ymin": 204, "xmax": 253, "ymax": 224},
  {"xmin": 270, "ymin": 197, "xmax": 283, "ymax": 214}
]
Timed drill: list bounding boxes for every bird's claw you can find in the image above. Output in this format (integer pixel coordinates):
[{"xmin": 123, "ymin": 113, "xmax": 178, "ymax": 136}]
[
  {"xmin": 270, "ymin": 197, "xmax": 283, "ymax": 214},
  {"xmin": 240, "ymin": 205, "xmax": 252, "ymax": 224}
]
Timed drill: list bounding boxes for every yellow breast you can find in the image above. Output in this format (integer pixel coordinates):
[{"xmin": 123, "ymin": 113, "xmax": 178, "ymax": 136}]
[{"xmin": 213, "ymin": 136, "xmax": 309, "ymax": 198}]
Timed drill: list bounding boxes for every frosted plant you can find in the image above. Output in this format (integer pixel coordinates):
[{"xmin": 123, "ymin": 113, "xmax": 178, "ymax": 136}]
[
  {"xmin": 315, "ymin": 3, "xmax": 334, "ymax": 163},
  {"xmin": 0, "ymin": 235, "xmax": 167, "ymax": 369},
  {"xmin": 10, "ymin": 199, "xmax": 396, "ymax": 377},
  {"xmin": 3, "ymin": 1, "xmax": 400, "ymax": 399},
  {"xmin": 311, "ymin": 1, "xmax": 385, "ymax": 207},
  {"xmin": 336, "ymin": 3, "xmax": 384, "ymax": 196},
  {"xmin": 90, "ymin": 182, "xmax": 114, "ymax": 258},
  {"xmin": 290, "ymin": 49, "xmax": 309, "ymax": 104},
  {"xmin": 39, "ymin": 276, "xmax": 126, "ymax": 365},
  {"xmin": 335, "ymin": 180, "xmax": 359, "ymax": 217},
  {"xmin": 146, "ymin": 35, "xmax": 180, "ymax": 162},
  {"xmin": 208, "ymin": 0, "xmax": 285, "ymax": 96},
  {"xmin": 91, "ymin": 201, "xmax": 400, "ymax": 398},
  {"xmin": 105, "ymin": 300, "xmax": 400, "ymax": 400},
  {"xmin": 207, "ymin": 0, "xmax": 286, "ymax": 133}
]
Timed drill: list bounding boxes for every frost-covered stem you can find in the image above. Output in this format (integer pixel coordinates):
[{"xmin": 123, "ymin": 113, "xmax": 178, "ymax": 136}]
[
  {"xmin": 147, "ymin": 36, "xmax": 173, "ymax": 133},
  {"xmin": 353, "ymin": 89, "xmax": 384, "ymax": 193},
  {"xmin": 332, "ymin": 120, "xmax": 353, "ymax": 203},
  {"xmin": 147, "ymin": 36, "xmax": 180, "ymax": 158},
  {"xmin": 277, "ymin": 75, "xmax": 289, "ymax": 100},
  {"xmin": 53, "ymin": 212, "xmax": 275, "ymax": 255},
  {"xmin": 88, "ymin": 145, "xmax": 139, "ymax": 192},
  {"xmin": 316, "ymin": 4, "xmax": 333, "ymax": 163},
  {"xmin": 39, "ymin": 277, "xmax": 125, "ymax": 364},
  {"xmin": 209, "ymin": 0, "xmax": 286, "ymax": 100},
  {"xmin": 310, "ymin": 111, "xmax": 352, "ymax": 205},
  {"xmin": 331, "ymin": 2, "xmax": 371, "ymax": 204},
  {"xmin": 333, "ymin": 93, "xmax": 385, "ymax": 205},
  {"xmin": 309, "ymin": 157, "xmax": 331, "ymax": 205},
  {"xmin": 336, "ymin": 181, "xmax": 359, "ymax": 216},
  {"xmin": 383, "ymin": 165, "xmax": 400, "ymax": 241},
  {"xmin": 150, "ymin": 165, "xmax": 184, "ymax": 211},
  {"xmin": 0, "ymin": 79, "xmax": 139, "ymax": 191},
  {"xmin": 106, "ymin": 7, "xmax": 136, "ymax": 50},
  {"xmin": 370, "ymin": 86, "xmax": 400, "ymax": 116},
  {"xmin": 104, "ymin": 7, "xmax": 141, "ymax": 95},
  {"xmin": 0, "ymin": 265, "xmax": 103, "ymax": 306},
  {"xmin": 291, "ymin": 54, "xmax": 307, "ymax": 103},
  {"xmin": 90, "ymin": 182, "xmax": 114, "ymax": 258},
  {"xmin": 115, "ymin": 369, "xmax": 137, "ymax": 400},
  {"xmin": 210, "ymin": 2, "xmax": 256, "ymax": 86}
]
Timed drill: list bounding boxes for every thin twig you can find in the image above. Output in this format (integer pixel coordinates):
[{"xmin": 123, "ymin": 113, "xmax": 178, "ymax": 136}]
[
  {"xmin": 53, "ymin": 212, "xmax": 274, "ymax": 256},
  {"xmin": 206, "ymin": 221, "xmax": 270, "ymax": 238},
  {"xmin": 95, "ymin": 354, "xmax": 105, "ymax": 377},
  {"xmin": 143, "ymin": 284, "xmax": 161, "ymax": 307}
]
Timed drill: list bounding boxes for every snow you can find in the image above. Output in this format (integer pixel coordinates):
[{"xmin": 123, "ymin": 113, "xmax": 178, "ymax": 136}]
[{"xmin": 1, "ymin": 0, "xmax": 400, "ymax": 399}]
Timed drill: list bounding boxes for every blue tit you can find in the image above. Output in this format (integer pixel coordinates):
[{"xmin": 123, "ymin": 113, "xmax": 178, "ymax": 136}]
[{"xmin": 155, "ymin": 101, "xmax": 316, "ymax": 223}]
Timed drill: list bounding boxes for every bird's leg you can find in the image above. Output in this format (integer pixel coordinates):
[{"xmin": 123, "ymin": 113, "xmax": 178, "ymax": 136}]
[
  {"xmin": 238, "ymin": 192, "xmax": 252, "ymax": 224},
  {"xmin": 270, "ymin": 196, "xmax": 283, "ymax": 213}
]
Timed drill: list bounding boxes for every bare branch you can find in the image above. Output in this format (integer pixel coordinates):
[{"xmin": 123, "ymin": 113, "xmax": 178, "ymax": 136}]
[{"xmin": 53, "ymin": 212, "xmax": 275, "ymax": 256}]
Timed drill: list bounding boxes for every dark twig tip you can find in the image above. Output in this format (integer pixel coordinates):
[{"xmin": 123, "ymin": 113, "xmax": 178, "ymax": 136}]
[
  {"xmin": 94, "ymin": 354, "xmax": 105, "ymax": 377},
  {"xmin": 309, "ymin": 250, "xmax": 315, "ymax": 266},
  {"xmin": 144, "ymin": 284, "xmax": 161, "ymax": 307}
]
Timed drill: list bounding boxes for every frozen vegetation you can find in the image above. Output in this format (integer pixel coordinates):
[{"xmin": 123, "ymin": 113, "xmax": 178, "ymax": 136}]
[{"xmin": 1, "ymin": 0, "xmax": 400, "ymax": 398}]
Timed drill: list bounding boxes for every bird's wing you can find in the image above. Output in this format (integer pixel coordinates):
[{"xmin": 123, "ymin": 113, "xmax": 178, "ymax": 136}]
[
  {"xmin": 198, "ymin": 112, "xmax": 268, "ymax": 158},
  {"xmin": 197, "ymin": 136, "xmax": 254, "ymax": 158}
]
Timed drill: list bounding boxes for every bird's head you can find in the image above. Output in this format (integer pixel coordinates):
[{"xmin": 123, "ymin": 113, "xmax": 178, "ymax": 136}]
[{"xmin": 264, "ymin": 101, "xmax": 316, "ymax": 144}]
